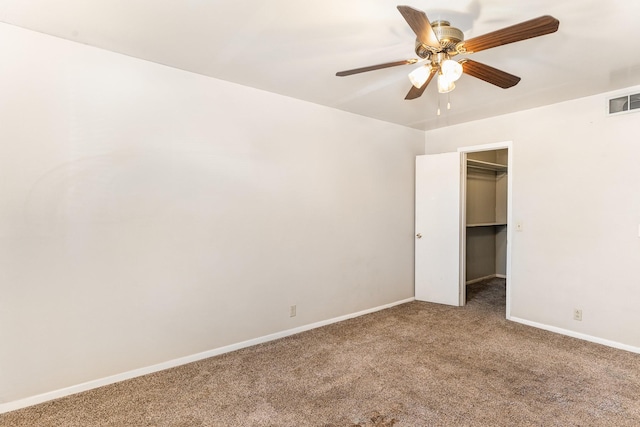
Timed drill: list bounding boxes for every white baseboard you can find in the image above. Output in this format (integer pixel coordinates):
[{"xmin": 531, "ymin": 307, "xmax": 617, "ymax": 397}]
[
  {"xmin": 510, "ymin": 316, "xmax": 640, "ymax": 354},
  {"xmin": 0, "ymin": 297, "xmax": 414, "ymax": 415},
  {"xmin": 466, "ymin": 274, "xmax": 505, "ymax": 285}
]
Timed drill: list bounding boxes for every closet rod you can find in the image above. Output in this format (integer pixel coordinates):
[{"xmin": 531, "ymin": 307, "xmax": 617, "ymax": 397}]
[
  {"xmin": 467, "ymin": 164, "xmax": 507, "ymax": 172},
  {"xmin": 466, "ymin": 158, "xmax": 507, "ymax": 171}
]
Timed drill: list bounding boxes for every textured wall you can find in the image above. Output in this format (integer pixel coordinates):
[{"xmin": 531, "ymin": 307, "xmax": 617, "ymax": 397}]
[
  {"xmin": 0, "ymin": 24, "xmax": 424, "ymax": 404},
  {"xmin": 424, "ymin": 86, "xmax": 640, "ymax": 350}
]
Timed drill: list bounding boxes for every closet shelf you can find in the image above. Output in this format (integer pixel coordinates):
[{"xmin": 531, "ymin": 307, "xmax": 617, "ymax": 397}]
[
  {"xmin": 467, "ymin": 159, "xmax": 507, "ymax": 172},
  {"xmin": 466, "ymin": 222, "xmax": 507, "ymax": 228}
]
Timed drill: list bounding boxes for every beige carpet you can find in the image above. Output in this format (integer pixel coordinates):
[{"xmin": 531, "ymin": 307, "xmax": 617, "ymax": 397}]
[{"xmin": 3, "ymin": 278, "xmax": 640, "ymax": 426}]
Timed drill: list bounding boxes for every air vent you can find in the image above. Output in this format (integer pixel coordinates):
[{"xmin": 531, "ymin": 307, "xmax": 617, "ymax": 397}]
[{"xmin": 608, "ymin": 92, "xmax": 640, "ymax": 115}]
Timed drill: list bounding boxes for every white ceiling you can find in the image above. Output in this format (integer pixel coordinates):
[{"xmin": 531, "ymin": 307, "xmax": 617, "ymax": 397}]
[{"xmin": 1, "ymin": 0, "xmax": 640, "ymax": 130}]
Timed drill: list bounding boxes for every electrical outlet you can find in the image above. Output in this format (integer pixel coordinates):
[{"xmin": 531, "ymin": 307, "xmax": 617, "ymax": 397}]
[
  {"xmin": 573, "ymin": 309, "xmax": 582, "ymax": 321},
  {"xmin": 290, "ymin": 305, "xmax": 296, "ymax": 317}
]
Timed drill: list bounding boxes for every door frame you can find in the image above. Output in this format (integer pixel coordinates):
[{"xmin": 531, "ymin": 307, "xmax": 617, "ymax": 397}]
[{"xmin": 458, "ymin": 141, "xmax": 513, "ymax": 319}]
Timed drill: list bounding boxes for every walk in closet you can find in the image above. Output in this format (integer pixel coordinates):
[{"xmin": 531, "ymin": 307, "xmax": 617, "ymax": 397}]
[
  {"xmin": 415, "ymin": 143, "xmax": 511, "ymax": 309},
  {"xmin": 464, "ymin": 149, "xmax": 508, "ymax": 284}
]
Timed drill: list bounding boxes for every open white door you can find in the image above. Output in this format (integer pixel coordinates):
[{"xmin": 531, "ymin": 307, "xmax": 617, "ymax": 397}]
[{"xmin": 415, "ymin": 153, "xmax": 462, "ymax": 306}]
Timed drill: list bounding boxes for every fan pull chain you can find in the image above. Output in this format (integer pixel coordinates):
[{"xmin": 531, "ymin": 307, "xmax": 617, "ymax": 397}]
[{"xmin": 447, "ymin": 93, "xmax": 451, "ymax": 110}]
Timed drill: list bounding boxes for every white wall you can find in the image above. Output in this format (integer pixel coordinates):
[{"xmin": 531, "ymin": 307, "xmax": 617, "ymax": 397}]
[
  {"xmin": 424, "ymin": 87, "xmax": 640, "ymax": 349},
  {"xmin": 0, "ymin": 24, "xmax": 424, "ymax": 405}
]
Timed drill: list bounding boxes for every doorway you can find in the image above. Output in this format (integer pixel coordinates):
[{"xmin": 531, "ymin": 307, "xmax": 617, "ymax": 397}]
[
  {"xmin": 414, "ymin": 141, "xmax": 512, "ymax": 318},
  {"xmin": 459, "ymin": 143, "xmax": 512, "ymax": 318}
]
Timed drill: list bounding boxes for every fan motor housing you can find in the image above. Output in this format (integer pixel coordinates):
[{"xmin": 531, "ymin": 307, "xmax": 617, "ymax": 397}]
[
  {"xmin": 432, "ymin": 21, "xmax": 464, "ymax": 47},
  {"xmin": 415, "ymin": 20, "xmax": 464, "ymax": 58}
]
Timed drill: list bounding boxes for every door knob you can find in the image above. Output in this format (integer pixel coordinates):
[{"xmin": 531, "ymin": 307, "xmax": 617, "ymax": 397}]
[{"xmin": 416, "ymin": 233, "xmax": 422, "ymax": 239}]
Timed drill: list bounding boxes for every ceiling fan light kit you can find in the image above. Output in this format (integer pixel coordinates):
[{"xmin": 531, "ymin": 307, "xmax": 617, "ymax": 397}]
[
  {"xmin": 440, "ymin": 59, "xmax": 462, "ymax": 81},
  {"xmin": 409, "ymin": 64, "xmax": 432, "ymax": 88},
  {"xmin": 437, "ymin": 59, "xmax": 463, "ymax": 93},
  {"xmin": 437, "ymin": 74, "xmax": 455, "ymax": 94},
  {"xmin": 336, "ymin": 5, "xmax": 559, "ymax": 101}
]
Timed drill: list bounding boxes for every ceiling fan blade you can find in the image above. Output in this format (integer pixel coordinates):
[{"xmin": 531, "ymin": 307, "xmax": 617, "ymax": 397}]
[
  {"xmin": 461, "ymin": 59, "xmax": 521, "ymax": 89},
  {"xmin": 397, "ymin": 5, "xmax": 441, "ymax": 49},
  {"xmin": 336, "ymin": 59, "xmax": 418, "ymax": 77},
  {"xmin": 460, "ymin": 15, "xmax": 559, "ymax": 54},
  {"xmin": 405, "ymin": 69, "xmax": 436, "ymax": 100}
]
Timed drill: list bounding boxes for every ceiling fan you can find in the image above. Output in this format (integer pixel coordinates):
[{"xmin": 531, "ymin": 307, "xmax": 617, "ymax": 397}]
[{"xmin": 336, "ymin": 5, "xmax": 559, "ymax": 100}]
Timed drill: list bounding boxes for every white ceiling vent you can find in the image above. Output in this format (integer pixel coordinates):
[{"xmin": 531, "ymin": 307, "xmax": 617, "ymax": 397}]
[{"xmin": 608, "ymin": 93, "xmax": 640, "ymax": 115}]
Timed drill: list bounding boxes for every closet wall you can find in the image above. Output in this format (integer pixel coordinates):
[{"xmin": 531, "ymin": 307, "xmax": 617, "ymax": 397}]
[{"xmin": 465, "ymin": 149, "xmax": 508, "ymax": 283}]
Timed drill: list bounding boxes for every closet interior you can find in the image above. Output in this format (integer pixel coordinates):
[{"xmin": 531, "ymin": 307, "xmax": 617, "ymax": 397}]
[{"xmin": 465, "ymin": 149, "xmax": 508, "ymax": 284}]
